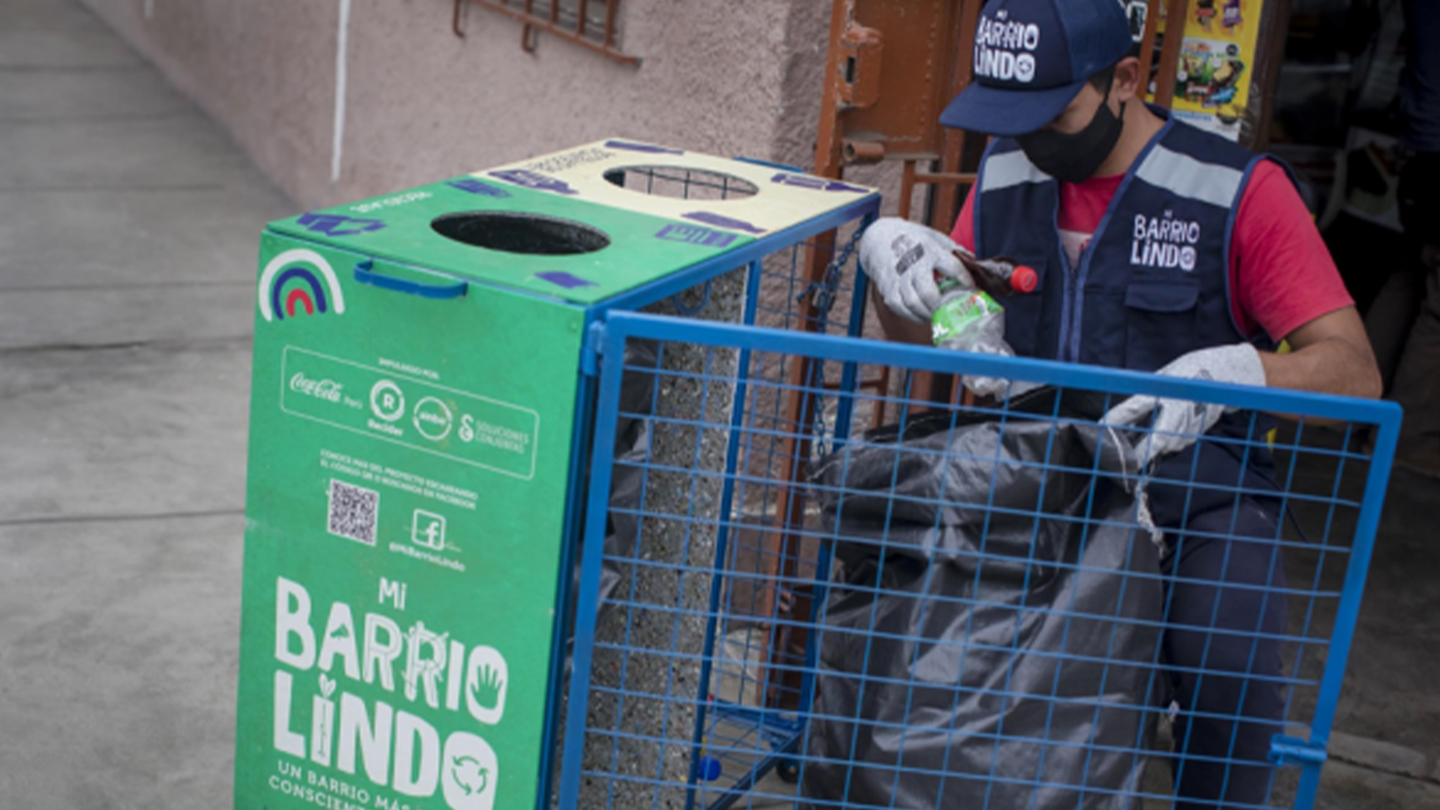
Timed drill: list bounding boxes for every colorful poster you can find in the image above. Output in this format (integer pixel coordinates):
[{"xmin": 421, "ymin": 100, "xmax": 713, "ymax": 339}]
[{"xmin": 1154, "ymin": 0, "xmax": 1266, "ymax": 141}]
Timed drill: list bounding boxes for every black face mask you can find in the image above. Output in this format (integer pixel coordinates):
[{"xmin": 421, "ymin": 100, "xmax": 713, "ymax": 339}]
[{"xmin": 1017, "ymin": 84, "xmax": 1126, "ymax": 184}]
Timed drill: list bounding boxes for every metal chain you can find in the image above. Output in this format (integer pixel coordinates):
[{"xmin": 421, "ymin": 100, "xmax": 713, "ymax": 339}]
[
  {"xmin": 792, "ymin": 225, "xmax": 868, "ymax": 451},
  {"xmin": 797, "ymin": 225, "xmax": 866, "ymax": 323}
]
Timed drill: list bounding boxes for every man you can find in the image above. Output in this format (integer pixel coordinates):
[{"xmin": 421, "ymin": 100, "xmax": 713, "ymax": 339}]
[{"xmin": 860, "ymin": 0, "xmax": 1381, "ymax": 807}]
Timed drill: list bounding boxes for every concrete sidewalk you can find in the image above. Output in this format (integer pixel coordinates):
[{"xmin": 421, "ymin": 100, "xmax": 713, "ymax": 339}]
[
  {"xmin": 1, "ymin": 1, "xmax": 1437, "ymax": 808},
  {"xmin": 0, "ymin": 0, "xmax": 289, "ymax": 805}
]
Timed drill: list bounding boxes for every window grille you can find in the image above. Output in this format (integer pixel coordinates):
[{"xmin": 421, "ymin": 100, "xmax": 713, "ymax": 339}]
[{"xmin": 453, "ymin": 0, "xmax": 639, "ymax": 65}]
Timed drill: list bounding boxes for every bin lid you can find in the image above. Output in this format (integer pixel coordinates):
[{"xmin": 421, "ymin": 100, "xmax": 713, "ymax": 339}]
[{"xmin": 265, "ymin": 139, "xmax": 878, "ymax": 305}]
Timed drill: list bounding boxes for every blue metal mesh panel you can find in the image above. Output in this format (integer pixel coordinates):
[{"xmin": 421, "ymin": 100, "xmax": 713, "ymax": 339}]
[
  {"xmin": 538, "ymin": 207, "xmax": 876, "ymax": 810},
  {"xmin": 560, "ymin": 305, "xmax": 1400, "ymax": 810}
]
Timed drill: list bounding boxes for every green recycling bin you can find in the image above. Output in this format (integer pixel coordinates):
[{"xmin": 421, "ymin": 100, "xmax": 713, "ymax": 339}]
[{"xmin": 234, "ymin": 139, "xmax": 879, "ymax": 810}]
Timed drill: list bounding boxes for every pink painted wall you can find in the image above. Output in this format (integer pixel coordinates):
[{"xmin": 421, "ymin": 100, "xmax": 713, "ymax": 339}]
[{"xmin": 75, "ymin": 0, "xmax": 852, "ymax": 209}]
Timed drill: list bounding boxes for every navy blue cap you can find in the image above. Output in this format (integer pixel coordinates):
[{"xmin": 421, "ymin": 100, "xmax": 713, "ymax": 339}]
[{"xmin": 940, "ymin": 0, "xmax": 1134, "ymax": 136}]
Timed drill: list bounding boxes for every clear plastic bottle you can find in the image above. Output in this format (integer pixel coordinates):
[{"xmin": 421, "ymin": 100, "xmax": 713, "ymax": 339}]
[{"xmin": 931, "ymin": 281, "xmax": 1020, "ymax": 398}]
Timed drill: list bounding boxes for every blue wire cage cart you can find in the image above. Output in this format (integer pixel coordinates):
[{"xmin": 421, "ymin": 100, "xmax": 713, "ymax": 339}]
[{"xmin": 558, "ymin": 289, "xmax": 1402, "ymax": 810}]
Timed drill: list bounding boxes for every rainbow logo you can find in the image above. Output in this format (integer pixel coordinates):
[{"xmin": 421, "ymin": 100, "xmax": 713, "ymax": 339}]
[{"xmin": 258, "ymin": 249, "xmax": 347, "ymax": 322}]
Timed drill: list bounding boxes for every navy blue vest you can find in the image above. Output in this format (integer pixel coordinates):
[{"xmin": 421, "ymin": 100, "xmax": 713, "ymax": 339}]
[{"xmin": 974, "ymin": 113, "xmax": 1285, "ymax": 526}]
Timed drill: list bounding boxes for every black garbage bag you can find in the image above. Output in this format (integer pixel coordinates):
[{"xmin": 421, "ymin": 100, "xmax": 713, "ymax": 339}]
[{"xmin": 800, "ymin": 390, "xmax": 1163, "ymax": 810}]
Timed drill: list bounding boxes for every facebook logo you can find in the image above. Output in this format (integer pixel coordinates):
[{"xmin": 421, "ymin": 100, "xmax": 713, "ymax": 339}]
[{"xmin": 412, "ymin": 509, "xmax": 446, "ymax": 551}]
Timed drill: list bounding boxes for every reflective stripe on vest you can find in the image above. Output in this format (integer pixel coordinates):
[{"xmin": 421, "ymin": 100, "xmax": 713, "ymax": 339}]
[{"xmin": 1135, "ymin": 145, "xmax": 1246, "ymax": 209}]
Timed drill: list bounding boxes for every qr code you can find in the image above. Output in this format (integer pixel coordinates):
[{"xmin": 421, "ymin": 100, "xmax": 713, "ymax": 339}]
[{"xmin": 327, "ymin": 479, "xmax": 378, "ymax": 546}]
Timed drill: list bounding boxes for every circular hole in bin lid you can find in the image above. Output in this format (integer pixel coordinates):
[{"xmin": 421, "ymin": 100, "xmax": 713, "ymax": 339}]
[
  {"xmin": 603, "ymin": 165, "xmax": 758, "ymax": 201},
  {"xmin": 431, "ymin": 211, "xmax": 610, "ymax": 255}
]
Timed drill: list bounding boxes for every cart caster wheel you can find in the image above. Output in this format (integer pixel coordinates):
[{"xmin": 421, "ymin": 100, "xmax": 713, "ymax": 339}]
[{"xmin": 777, "ymin": 760, "xmax": 800, "ymax": 784}]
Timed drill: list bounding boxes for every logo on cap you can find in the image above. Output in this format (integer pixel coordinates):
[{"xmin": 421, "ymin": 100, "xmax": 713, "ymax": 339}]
[{"xmin": 974, "ymin": 15, "xmax": 1043, "ymax": 84}]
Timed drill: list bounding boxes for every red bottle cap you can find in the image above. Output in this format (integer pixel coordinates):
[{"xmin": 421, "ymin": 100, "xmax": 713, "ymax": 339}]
[{"xmin": 1010, "ymin": 265, "xmax": 1038, "ymax": 294}]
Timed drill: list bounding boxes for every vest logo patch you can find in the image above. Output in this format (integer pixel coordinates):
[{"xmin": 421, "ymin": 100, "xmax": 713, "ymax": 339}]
[
  {"xmin": 1131, "ymin": 212, "xmax": 1200, "ymax": 272},
  {"xmin": 974, "ymin": 16, "xmax": 1040, "ymax": 83}
]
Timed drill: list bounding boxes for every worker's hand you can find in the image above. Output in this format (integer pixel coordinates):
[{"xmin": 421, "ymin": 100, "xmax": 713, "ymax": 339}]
[
  {"xmin": 859, "ymin": 218, "xmax": 972, "ymax": 323},
  {"xmin": 1104, "ymin": 344, "xmax": 1267, "ymax": 466}
]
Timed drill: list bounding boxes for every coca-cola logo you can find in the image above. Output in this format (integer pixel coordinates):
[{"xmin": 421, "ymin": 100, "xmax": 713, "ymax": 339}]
[{"xmin": 290, "ymin": 372, "xmax": 344, "ymax": 402}]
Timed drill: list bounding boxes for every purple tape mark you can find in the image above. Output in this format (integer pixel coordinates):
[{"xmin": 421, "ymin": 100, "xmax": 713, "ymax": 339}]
[
  {"xmin": 447, "ymin": 178, "xmax": 512, "ymax": 198},
  {"xmin": 296, "ymin": 212, "xmax": 387, "ymax": 237},
  {"xmin": 535, "ymin": 271, "xmax": 596, "ymax": 290},
  {"xmin": 770, "ymin": 173, "xmax": 867, "ymax": 193},
  {"xmin": 655, "ymin": 223, "xmax": 737, "ymax": 249},
  {"xmin": 682, "ymin": 211, "xmax": 766, "ymax": 235},
  {"xmin": 604, "ymin": 139, "xmax": 685, "ymax": 155},
  {"xmin": 488, "ymin": 169, "xmax": 578, "ymax": 196}
]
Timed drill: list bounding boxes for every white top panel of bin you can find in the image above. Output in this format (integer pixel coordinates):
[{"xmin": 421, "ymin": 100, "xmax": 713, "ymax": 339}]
[{"xmin": 472, "ymin": 138, "xmax": 879, "ymax": 237}]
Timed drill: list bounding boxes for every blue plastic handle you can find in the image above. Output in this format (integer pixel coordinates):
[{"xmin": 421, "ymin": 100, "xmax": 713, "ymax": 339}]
[{"xmin": 353, "ymin": 260, "xmax": 467, "ymax": 299}]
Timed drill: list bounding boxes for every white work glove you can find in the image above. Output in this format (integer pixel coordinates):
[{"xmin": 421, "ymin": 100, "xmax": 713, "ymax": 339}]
[
  {"xmin": 859, "ymin": 218, "xmax": 972, "ymax": 322},
  {"xmin": 1104, "ymin": 344, "xmax": 1267, "ymax": 466}
]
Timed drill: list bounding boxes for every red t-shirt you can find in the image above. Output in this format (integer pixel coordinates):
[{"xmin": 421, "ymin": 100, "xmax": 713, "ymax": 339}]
[{"xmin": 950, "ymin": 161, "xmax": 1354, "ymax": 342}]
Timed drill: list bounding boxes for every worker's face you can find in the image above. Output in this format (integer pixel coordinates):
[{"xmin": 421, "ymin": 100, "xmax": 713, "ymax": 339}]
[
  {"xmin": 1045, "ymin": 58, "xmax": 1140, "ymax": 135},
  {"xmin": 1047, "ymin": 81, "xmax": 1121, "ymax": 135},
  {"xmin": 1014, "ymin": 59, "xmax": 1139, "ymax": 183}
]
